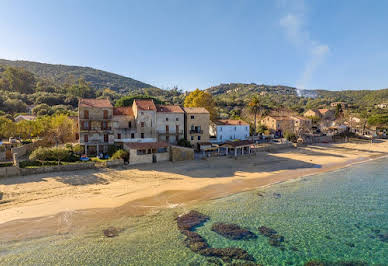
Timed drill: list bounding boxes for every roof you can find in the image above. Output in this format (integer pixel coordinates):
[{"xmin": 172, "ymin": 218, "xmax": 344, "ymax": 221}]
[
  {"xmin": 124, "ymin": 141, "xmax": 169, "ymax": 150},
  {"xmin": 318, "ymin": 109, "xmax": 332, "ymax": 114},
  {"xmin": 183, "ymin": 107, "xmax": 210, "ymax": 114},
  {"xmin": 113, "ymin": 107, "xmax": 134, "ymax": 116},
  {"xmin": 15, "ymin": 115, "xmax": 36, "ymax": 121},
  {"xmin": 264, "ymin": 116, "xmax": 293, "ymax": 121},
  {"xmin": 79, "ymin": 98, "xmax": 112, "ymax": 108},
  {"xmin": 134, "ymin": 99, "xmax": 157, "ymax": 111},
  {"xmin": 156, "ymin": 105, "xmax": 184, "ymax": 113},
  {"xmin": 214, "ymin": 119, "xmax": 249, "ymax": 126},
  {"xmin": 220, "ymin": 140, "xmax": 255, "ymax": 147}
]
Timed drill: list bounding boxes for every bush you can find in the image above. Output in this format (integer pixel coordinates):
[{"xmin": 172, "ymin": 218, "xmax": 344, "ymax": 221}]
[
  {"xmin": 0, "ymin": 162, "xmax": 13, "ymax": 167},
  {"xmin": 111, "ymin": 149, "xmax": 129, "ymax": 161},
  {"xmin": 284, "ymin": 132, "xmax": 297, "ymax": 143},
  {"xmin": 29, "ymin": 146, "xmax": 71, "ymax": 163},
  {"xmin": 178, "ymin": 139, "xmax": 192, "ymax": 147}
]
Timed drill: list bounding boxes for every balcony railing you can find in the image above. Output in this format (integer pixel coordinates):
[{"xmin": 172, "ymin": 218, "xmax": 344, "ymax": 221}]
[
  {"xmin": 190, "ymin": 129, "xmax": 203, "ymax": 134},
  {"xmin": 158, "ymin": 130, "xmax": 184, "ymax": 135}
]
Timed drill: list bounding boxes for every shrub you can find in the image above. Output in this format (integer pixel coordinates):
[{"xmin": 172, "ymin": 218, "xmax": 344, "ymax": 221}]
[
  {"xmin": 29, "ymin": 146, "xmax": 71, "ymax": 163},
  {"xmin": 178, "ymin": 139, "xmax": 192, "ymax": 147},
  {"xmin": 0, "ymin": 162, "xmax": 13, "ymax": 167},
  {"xmin": 111, "ymin": 149, "xmax": 129, "ymax": 161},
  {"xmin": 29, "ymin": 147, "xmax": 55, "ymax": 161},
  {"xmin": 284, "ymin": 132, "xmax": 297, "ymax": 143}
]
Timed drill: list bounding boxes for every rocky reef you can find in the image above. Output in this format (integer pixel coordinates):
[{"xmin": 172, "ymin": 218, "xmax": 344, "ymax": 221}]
[
  {"xmin": 176, "ymin": 210, "xmax": 209, "ymax": 231},
  {"xmin": 177, "ymin": 210, "xmax": 255, "ymax": 263},
  {"xmin": 211, "ymin": 223, "xmax": 257, "ymax": 240},
  {"xmin": 258, "ymin": 226, "xmax": 285, "ymax": 248}
]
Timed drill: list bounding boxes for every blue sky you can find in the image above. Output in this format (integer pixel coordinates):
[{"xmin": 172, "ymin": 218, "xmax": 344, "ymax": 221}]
[{"xmin": 1, "ymin": 0, "xmax": 388, "ymax": 91}]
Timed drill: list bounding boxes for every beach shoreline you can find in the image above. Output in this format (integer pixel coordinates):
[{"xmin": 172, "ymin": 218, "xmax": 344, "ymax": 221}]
[{"xmin": 0, "ymin": 141, "xmax": 387, "ymax": 242}]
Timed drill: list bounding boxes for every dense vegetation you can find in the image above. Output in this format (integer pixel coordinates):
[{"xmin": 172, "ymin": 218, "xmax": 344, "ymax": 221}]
[{"xmin": 0, "ymin": 59, "xmax": 387, "ymax": 129}]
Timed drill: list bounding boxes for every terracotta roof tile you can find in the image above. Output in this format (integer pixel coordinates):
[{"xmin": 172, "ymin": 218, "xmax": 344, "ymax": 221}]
[
  {"xmin": 79, "ymin": 98, "xmax": 112, "ymax": 108},
  {"xmin": 156, "ymin": 105, "xmax": 184, "ymax": 113},
  {"xmin": 183, "ymin": 107, "xmax": 210, "ymax": 114},
  {"xmin": 124, "ymin": 141, "xmax": 169, "ymax": 150},
  {"xmin": 134, "ymin": 99, "xmax": 157, "ymax": 111},
  {"xmin": 113, "ymin": 107, "xmax": 134, "ymax": 116},
  {"xmin": 215, "ymin": 119, "xmax": 249, "ymax": 126}
]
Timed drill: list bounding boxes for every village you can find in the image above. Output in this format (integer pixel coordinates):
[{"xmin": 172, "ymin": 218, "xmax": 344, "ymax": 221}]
[{"xmin": 0, "ymin": 94, "xmax": 387, "ymax": 178}]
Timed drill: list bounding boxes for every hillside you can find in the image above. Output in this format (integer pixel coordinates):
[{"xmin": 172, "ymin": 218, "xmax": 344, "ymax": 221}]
[{"xmin": 0, "ymin": 59, "xmax": 154, "ymax": 93}]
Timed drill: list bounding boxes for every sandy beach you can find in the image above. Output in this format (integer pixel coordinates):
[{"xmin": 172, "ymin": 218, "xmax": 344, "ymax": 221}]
[{"xmin": 0, "ymin": 140, "xmax": 387, "ymax": 241}]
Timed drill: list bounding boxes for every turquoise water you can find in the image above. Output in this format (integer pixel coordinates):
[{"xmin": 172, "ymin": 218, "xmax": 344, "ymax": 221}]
[{"xmin": 1, "ymin": 158, "xmax": 387, "ymax": 265}]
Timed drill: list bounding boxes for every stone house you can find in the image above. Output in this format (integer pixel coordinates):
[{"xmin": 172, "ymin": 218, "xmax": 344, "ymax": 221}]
[
  {"xmin": 210, "ymin": 119, "xmax": 250, "ymax": 142},
  {"xmin": 261, "ymin": 115, "xmax": 312, "ymax": 136},
  {"xmin": 183, "ymin": 107, "xmax": 210, "ymax": 147},
  {"xmin": 132, "ymin": 99, "xmax": 157, "ymax": 140},
  {"xmin": 155, "ymin": 105, "xmax": 185, "ymax": 144},
  {"xmin": 78, "ymin": 98, "xmax": 114, "ymax": 155},
  {"xmin": 112, "ymin": 107, "xmax": 137, "ymax": 145},
  {"xmin": 124, "ymin": 141, "xmax": 170, "ymax": 164}
]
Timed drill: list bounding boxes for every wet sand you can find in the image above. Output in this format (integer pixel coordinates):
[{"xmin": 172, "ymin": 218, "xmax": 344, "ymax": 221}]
[{"xmin": 0, "ymin": 141, "xmax": 387, "ymax": 242}]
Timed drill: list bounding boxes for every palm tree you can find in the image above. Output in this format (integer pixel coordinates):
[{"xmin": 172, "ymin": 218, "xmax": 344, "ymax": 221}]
[{"xmin": 248, "ymin": 95, "xmax": 261, "ymax": 135}]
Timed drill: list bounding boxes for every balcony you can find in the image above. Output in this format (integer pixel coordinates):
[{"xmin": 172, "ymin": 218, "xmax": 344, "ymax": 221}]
[
  {"xmin": 79, "ymin": 116, "xmax": 113, "ymax": 120},
  {"xmin": 80, "ymin": 127, "xmax": 112, "ymax": 132},
  {"xmin": 158, "ymin": 130, "xmax": 184, "ymax": 135},
  {"xmin": 190, "ymin": 129, "xmax": 203, "ymax": 134}
]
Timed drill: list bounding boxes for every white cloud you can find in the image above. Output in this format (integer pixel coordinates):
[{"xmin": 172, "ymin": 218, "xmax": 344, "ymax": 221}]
[{"xmin": 278, "ymin": 2, "xmax": 329, "ymax": 89}]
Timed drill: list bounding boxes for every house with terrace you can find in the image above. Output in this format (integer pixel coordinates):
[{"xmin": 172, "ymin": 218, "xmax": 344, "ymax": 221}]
[
  {"xmin": 78, "ymin": 98, "xmax": 114, "ymax": 155},
  {"xmin": 210, "ymin": 119, "xmax": 250, "ymax": 143}
]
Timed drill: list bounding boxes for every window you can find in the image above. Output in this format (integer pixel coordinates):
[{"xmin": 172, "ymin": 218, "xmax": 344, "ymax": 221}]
[
  {"xmin": 83, "ymin": 121, "xmax": 89, "ymax": 130},
  {"xmin": 103, "ymin": 110, "xmax": 108, "ymax": 119},
  {"xmin": 191, "ymin": 115, "xmax": 194, "ymax": 119},
  {"xmin": 131, "ymin": 133, "xmax": 135, "ymax": 139},
  {"xmin": 176, "ymin": 125, "xmax": 179, "ymax": 133},
  {"xmin": 166, "ymin": 136, "xmax": 169, "ymax": 142},
  {"xmin": 234, "ymin": 126, "xmax": 236, "ymax": 131},
  {"xmin": 220, "ymin": 127, "xmax": 222, "ymax": 132},
  {"xmin": 117, "ymin": 133, "xmax": 121, "ymax": 139},
  {"xmin": 141, "ymin": 112, "xmax": 144, "ymax": 115},
  {"xmin": 198, "ymin": 136, "xmax": 201, "ymax": 140},
  {"xmin": 129, "ymin": 121, "xmax": 132, "ymax": 128},
  {"xmin": 101, "ymin": 121, "xmax": 108, "ymax": 130},
  {"xmin": 84, "ymin": 110, "xmax": 89, "ymax": 119},
  {"xmin": 166, "ymin": 117, "xmax": 169, "ymax": 121},
  {"xmin": 191, "ymin": 136, "xmax": 194, "ymax": 141},
  {"xmin": 176, "ymin": 117, "xmax": 179, "ymax": 121},
  {"xmin": 176, "ymin": 135, "xmax": 179, "ymax": 142},
  {"xmin": 104, "ymin": 134, "xmax": 109, "ymax": 142},
  {"xmin": 220, "ymin": 135, "xmax": 223, "ymax": 140},
  {"xmin": 141, "ymin": 133, "xmax": 144, "ymax": 139},
  {"xmin": 191, "ymin": 125, "xmax": 194, "ymax": 131},
  {"xmin": 141, "ymin": 122, "xmax": 145, "ymax": 127},
  {"xmin": 166, "ymin": 125, "xmax": 169, "ymax": 132},
  {"xmin": 84, "ymin": 134, "xmax": 88, "ymax": 142}
]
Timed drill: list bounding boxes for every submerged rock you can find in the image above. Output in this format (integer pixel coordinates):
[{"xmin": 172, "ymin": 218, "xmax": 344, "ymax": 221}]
[
  {"xmin": 257, "ymin": 192, "xmax": 265, "ymax": 197},
  {"xmin": 273, "ymin": 193, "xmax": 282, "ymax": 199},
  {"xmin": 181, "ymin": 230, "xmax": 209, "ymax": 252},
  {"xmin": 258, "ymin": 226, "xmax": 277, "ymax": 237},
  {"xmin": 177, "ymin": 210, "xmax": 210, "ymax": 231},
  {"xmin": 102, "ymin": 227, "xmax": 121, "ymax": 238},
  {"xmin": 199, "ymin": 247, "xmax": 255, "ymax": 262},
  {"xmin": 377, "ymin": 233, "xmax": 388, "ymax": 242},
  {"xmin": 211, "ymin": 223, "xmax": 257, "ymax": 240}
]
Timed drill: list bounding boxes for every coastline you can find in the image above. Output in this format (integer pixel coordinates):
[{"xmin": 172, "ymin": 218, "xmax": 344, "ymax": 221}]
[{"xmin": 0, "ymin": 141, "xmax": 387, "ymax": 242}]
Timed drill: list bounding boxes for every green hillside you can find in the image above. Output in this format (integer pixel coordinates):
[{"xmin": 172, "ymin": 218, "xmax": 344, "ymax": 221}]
[{"xmin": 0, "ymin": 59, "xmax": 154, "ymax": 93}]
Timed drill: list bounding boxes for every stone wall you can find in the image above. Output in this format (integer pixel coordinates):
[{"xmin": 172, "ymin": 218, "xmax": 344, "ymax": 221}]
[
  {"xmin": 11, "ymin": 143, "xmax": 35, "ymax": 159},
  {"xmin": 0, "ymin": 152, "xmax": 6, "ymax": 161},
  {"xmin": 19, "ymin": 162, "xmax": 96, "ymax": 176},
  {"xmin": 170, "ymin": 146, "xmax": 194, "ymax": 162},
  {"xmin": 254, "ymin": 143, "xmax": 295, "ymax": 152},
  {"xmin": 156, "ymin": 152, "xmax": 170, "ymax": 162},
  {"xmin": 0, "ymin": 166, "xmax": 21, "ymax": 178}
]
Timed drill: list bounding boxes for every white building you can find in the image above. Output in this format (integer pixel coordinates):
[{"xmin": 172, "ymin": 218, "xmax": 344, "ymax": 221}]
[{"xmin": 210, "ymin": 119, "xmax": 250, "ymax": 143}]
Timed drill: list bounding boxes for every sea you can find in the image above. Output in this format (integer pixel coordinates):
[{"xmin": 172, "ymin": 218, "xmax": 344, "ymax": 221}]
[{"xmin": 0, "ymin": 157, "xmax": 387, "ymax": 265}]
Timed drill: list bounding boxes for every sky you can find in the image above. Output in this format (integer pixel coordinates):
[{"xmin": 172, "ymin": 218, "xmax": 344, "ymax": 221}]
[{"xmin": 1, "ymin": 0, "xmax": 388, "ymax": 91}]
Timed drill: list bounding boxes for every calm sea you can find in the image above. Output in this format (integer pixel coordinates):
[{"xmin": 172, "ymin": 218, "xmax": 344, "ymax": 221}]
[{"xmin": 1, "ymin": 157, "xmax": 387, "ymax": 265}]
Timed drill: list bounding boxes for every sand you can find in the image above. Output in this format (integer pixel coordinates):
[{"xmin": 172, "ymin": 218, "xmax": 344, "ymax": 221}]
[{"xmin": 0, "ymin": 140, "xmax": 387, "ymax": 241}]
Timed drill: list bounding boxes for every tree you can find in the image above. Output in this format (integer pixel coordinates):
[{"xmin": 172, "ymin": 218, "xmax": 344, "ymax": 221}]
[
  {"xmin": 184, "ymin": 89, "xmax": 217, "ymax": 121},
  {"xmin": 3, "ymin": 67, "xmax": 36, "ymax": 94},
  {"xmin": 66, "ymin": 78, "xmax": 95, "ymax": 98},
  {"xmin": 48, "ymin": 114, "xmax": 75, "ymax": 146},
  {"xmin": 115, "ymin": 95, "xmax": 163, "ymax": 107},
  {"xmin": 248, "ymin": 95, "xmax": 261, "ymax": 135},
  {"xmin": 51, "ymin": 147, "xmax": 70, "ymax": 165}
]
